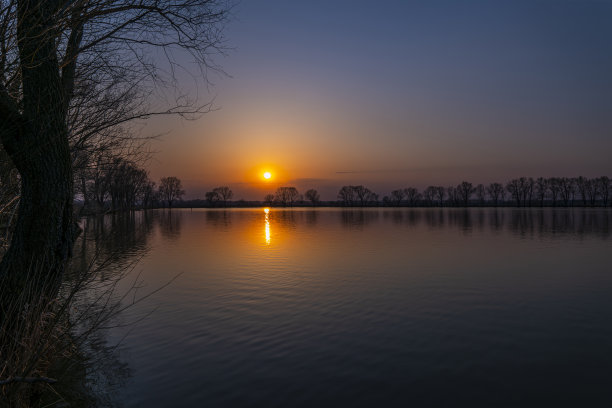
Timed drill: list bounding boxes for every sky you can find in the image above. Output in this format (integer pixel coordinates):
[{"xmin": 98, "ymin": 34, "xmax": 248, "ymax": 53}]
[{"xmin": 147, "ymin": 0, "xmax": 612, "ymax": 200}]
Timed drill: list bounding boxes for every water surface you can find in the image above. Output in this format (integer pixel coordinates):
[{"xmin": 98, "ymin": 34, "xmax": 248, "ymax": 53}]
[{"xmin": 77, "ymin": 208, "xmax": 612, "ymax": 407}]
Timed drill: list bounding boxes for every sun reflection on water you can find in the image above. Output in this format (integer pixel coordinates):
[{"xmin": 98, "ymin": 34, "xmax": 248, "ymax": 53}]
[{"xmin": 264, "ymin": 208, "xmax": 271, "ymax": 245}]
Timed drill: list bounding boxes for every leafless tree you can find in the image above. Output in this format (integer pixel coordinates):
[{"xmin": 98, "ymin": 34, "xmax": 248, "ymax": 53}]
[
  {"xmin": 338, "ymin": 185, "xmax": 377, "ymax": 207},
  {"xmin": 456, "ymin": 181, "xmax": 474, "ymax": 207},
  {"xmin": 304, "ymin": 189, "xmax": 320, "ymax": 206},
  {"xmin": 506, "ymin": 178, "xmax": 530, "ymax": 207},
  {"xmin": 586, "ymin": 179, "xmax": 600, "ymax": 207},
  {"xmin": 338, "ymin": 186, "xmax": 355, "ymax": 206},
  {"xmin": 559, "ymin": 177, "xmax": 575, "ymax": 206},
  {"xmin": 446, "ymin": 186, "xmax": 459, "ymax": 207},
  {"xmin": 486, "ymin": 183, "xmax": 504, "ymax": 207},
  {"xmin": 275, "ymin": 187, "xmax": 299, "ymax": 207},
  {"xmin": 404, "ymin": 187, "xmax": 420, "ymax": 207},
  {"xmin": 353, "ymin": 185, "xmax": 375, "ymax": 206},
  {"xmin": 548, "ymin": 177, "xmax": 561, "ymax": 206},
  {"xmin": 576, "ymin": 176, "xmax": 589, "ymax": 206},
  {"xmin": 534, "ymin": 177, "xmax": 548, "ymax": 207},
  {"xmin": 390, "ymin": 189, "xmax": 405, "ymax": 207},
  {"xmin": 474, "ymin": 184, "xmax": 485, "ymax": 206},
  {"xmin": 597, "ymin": 177, "xmax": 610, "ymax": 207},
  {"xmin": 0, "ymin": 0, "xmax": 229, "ymax": 296},
  {"xmin": 205, "ymin": 191, "xmax": 220, "ymax": 206},
  {"xmin": 368, "ymin": 191, "xmax": 379, "ymax": 206},
  {"xmin": 141, "ymin": 180, "xmax": 157, "ymax": 209},
  {"xmin": 263, "ymin": 194, "xmax": 275, "ymax": 206},
  {"xmin": 158, "ymin": 177, "xmax": 185, "ymax": 208},
  {"xmin": 524, "ymin": 177, "xmax": 534, "ymax": 207},
  {"xmin": 213, "ymin": 186, "xmax": 233, "ymax": 207},
  {"xmin": 107, "ymin": 159, "xmax": 151, "ymax": 210},
  {"xmin": 434, "ymin": 186, "xmax": 445, "ymax": 206},
  {"xmin": 423, "ymin": 186, "xmax": 436, "ymax": 206},
  {"xmin": 576, "ymin": 177, "xmax": 599, "ymax": 207}
]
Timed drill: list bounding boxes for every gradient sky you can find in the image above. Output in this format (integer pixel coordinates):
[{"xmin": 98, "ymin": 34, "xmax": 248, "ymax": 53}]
[{"xmin": 148, "ymin": 0, "xmax": 612, "ymax": 200}]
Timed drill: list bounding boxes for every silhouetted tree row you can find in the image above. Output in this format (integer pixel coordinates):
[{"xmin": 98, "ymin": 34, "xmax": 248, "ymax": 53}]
[
  {"xmin": 259, "ymin": 187, "xmax": 319, "ymax": 207},
  {"xmin": 338, "ymin": 185, "xmax": 379, "ymax": 206},
  {"xmin": 379, "ymin": 176, "xmax": 612, "ymax": 207},
  {"xmin": 77, "ymin": 158, "xmax": 185, "ymax": 212},
  {"xmin": 252, "ymin": 177, "xmax": 612, "ymax": 208}
]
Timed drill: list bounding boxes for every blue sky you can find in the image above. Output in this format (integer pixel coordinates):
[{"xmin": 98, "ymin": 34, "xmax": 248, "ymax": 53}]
[{"xmin": 151, "ymin": 0, "xmax": 612, "ymax": 200}]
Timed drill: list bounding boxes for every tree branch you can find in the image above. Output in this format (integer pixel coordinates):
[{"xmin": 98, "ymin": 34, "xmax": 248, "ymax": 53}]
[{"xmin": 0, "ymin": 376, "xmax": 58, "ymax": 386}]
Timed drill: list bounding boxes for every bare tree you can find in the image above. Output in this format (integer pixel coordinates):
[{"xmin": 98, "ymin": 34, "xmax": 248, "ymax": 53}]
[
  {"xmin": 506, "ymin": 178, "xmax": 528, "ymax": 207},
  {"xmin": 587, "ymin": 180, "xmax": 600, "ymax": 207},
  {"xmin": 141, "ymin": 180, "xmax": 157, "ymax": 209},
  {"xmin": 446, "ymin": 186, "xmax": 459, "ymax": 207},
  {"xmin": 275, "ymin": 187, "xmax": 299, "ymax": 207},
  {"xmin": 159, "ymin": 177, "xmax": 185, "ymax": 208},
  {"xmin": 559, "ymin": 177, "xmax": 575, "ymax": 206},
  {"xmin": 353, "ymin": 185, "xmax": 375, "ymax": 206},
  {"xmin": 213, "ymin": 186, "xmax": 233, "ymax": 207},
  {"xmin": 548, "ymin": 178, "xmax": 561, "ymax": 207},
  {"xmin": 338, "ymin": 186, "xmax": 355, "ymax": 206},
  {"xmin": 576, "ymin": 176, "xmax": 589, "ymax": 206},
  {"xmin": 0, "ymin": 0, "xmax": 229, "ymax": 294},
  {"xmin": 524, "ymin": 177, "xmax": 534, "ymax": 207},
  {"xmin": 534, "ymin": 177, "xmax": 548, "ymax": 207},
  {"xmin": 598, "ymin": 177, "xmax": 610, "ymax": 207},
  {"xmin": 367, "ymin": 191, "xmax": 379, "ymax": 206},
  {"xmin": 404, "ymin": 187, "xmax": 420, "ymax": 207},
  {"xmin": 263, "ymin": 194, "xmax": 275, "ymax": 206},
  {"xmin": 434, "ymin": 186, "xmax": 445, "ymax": 207},
  {"xmin": 474, "ymin": 184, "xmax": 486, "ymax": 206},
  {"xmin": 107, "ymin": 159, "xmax": 151, "ymax": 211},
  {"xmin": 423, "ymin": 186, "xmax": 436, "ymax": 206},
  {"xmin": 304, "ymin": 189, "xmax": 320, "ymax": 206},
  {"xmin": 456, "ymin": 181, "xmax": 474, "ymax": 207},
  {"xmin": 486, "ymin": 183, "xmax": 504, "ymax": 207},
  {"xmin": 390, "ymin": 189, "xmax": 405, "ymax": 207},
  {"xmin": 577, "ymin": 177, "xmax": 600, "ymax": 207},
  {"xmin": 205, "ymin": 191, "xmax": 220, "ymax": 207}
]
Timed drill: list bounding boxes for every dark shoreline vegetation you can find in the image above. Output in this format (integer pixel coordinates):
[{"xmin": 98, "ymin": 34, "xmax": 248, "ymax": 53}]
[{"xmin": 76, "ymin": 175, "xmax": 612, "ymax": 214}]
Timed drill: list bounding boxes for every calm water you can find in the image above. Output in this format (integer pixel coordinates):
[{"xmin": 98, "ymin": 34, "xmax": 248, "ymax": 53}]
[{"xmin": 76, "ymin": 208, "xmax": 612, "ymax": 407}]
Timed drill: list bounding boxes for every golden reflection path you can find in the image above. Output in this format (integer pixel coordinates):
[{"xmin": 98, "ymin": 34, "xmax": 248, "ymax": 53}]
[{"xmin": 264, "ymin": 208, "xmax": 271, "ymax": 245}]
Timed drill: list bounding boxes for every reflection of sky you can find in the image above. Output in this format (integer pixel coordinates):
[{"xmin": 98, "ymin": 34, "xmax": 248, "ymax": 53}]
[
  {"xmin": 150, "ymin": 0, "xmax": 612, "ymax": 200},
  {"xmin": 107, "ymin": 208, "xmax": 612, "ymax": 406}
]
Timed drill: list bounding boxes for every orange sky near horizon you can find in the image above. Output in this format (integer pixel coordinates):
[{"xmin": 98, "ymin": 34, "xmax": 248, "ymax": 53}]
[{"xmin": 145, "ymin": 1, "xmax": 612, "ymax": 201}]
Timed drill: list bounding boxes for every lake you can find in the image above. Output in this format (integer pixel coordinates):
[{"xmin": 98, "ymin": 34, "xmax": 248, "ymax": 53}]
[{"xmin": 75, "ymin": 208, "xmax": 612, "ymax": 407}]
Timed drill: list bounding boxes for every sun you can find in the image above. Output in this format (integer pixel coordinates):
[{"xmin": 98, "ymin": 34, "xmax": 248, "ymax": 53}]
[{"xmin": 263, "ymin": 171, "xmax": 272, "ymax": 180}]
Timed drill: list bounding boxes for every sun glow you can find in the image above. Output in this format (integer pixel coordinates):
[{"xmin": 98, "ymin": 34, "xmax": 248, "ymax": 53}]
[{"xmin": 263, "ymin": 171, "xmax": 272, "ymax": 180}]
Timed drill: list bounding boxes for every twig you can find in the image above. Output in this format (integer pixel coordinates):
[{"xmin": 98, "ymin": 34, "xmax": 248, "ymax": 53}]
[{"xmin": 0, "ymin": 376, "xmax": 58, "ymax": 386}]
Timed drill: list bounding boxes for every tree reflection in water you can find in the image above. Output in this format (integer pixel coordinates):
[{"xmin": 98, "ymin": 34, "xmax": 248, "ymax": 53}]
[
  {"xmin": 51, "ymin": 210, "xmax": 159, "ymax": 406},
  {"xmin": 338, "ymin": 207, "xmax": 612, "ymax": 240}
]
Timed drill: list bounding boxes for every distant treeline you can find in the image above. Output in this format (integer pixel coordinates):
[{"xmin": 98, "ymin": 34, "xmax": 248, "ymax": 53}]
[
  {"xmin": 73, "ymin": 175, "xmax": 612, "ymax": 212},
  {"xmin": 186, "ymin": 176, "xmax": 612, "ymax": 208},
  {"xmin": 76, "ymin": 157, "xmax": 186, "ymax": 213}
]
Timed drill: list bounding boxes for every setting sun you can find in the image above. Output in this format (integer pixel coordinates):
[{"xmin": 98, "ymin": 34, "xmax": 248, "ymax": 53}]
[{"xmin": 263, "ymin": 172, "xmax": 272, "ymax": 179}]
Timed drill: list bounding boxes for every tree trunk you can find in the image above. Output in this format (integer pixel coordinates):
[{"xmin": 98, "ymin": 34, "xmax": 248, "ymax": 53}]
[
  {"xmin": 0, "ymin": 0, "xmax": 75, "ymax": 303},
  {"xmin": 0, "ymin": 146, "xmax": 74, "ymax": 299}
]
